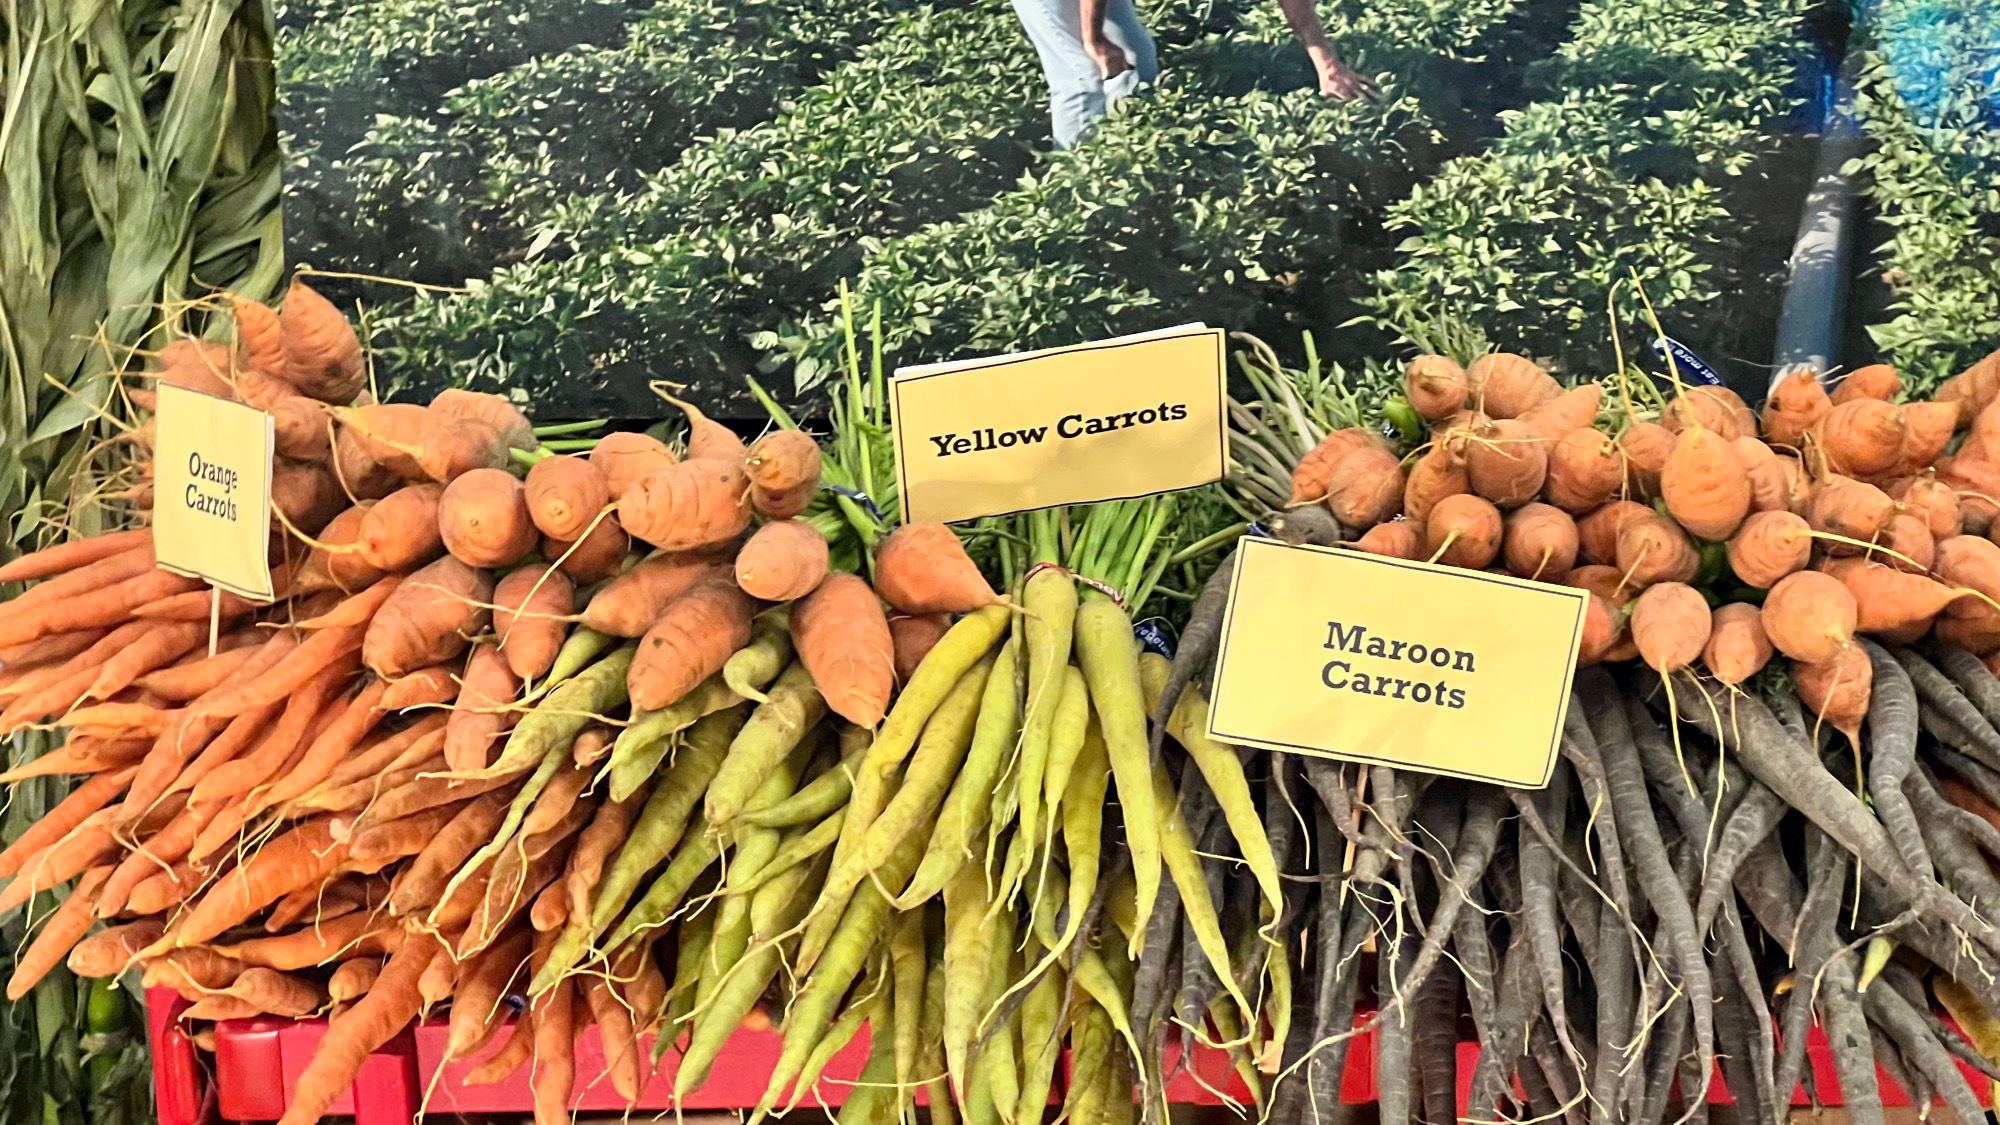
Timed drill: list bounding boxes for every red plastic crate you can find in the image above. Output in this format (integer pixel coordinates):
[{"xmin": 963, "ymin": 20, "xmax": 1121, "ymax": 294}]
[{"xmin": 148, "ymin": 988, "xmax": 1993, "ymax": 1124}]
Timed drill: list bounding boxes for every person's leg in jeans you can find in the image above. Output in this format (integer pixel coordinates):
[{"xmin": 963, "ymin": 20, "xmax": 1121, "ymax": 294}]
[
  {"xmin": 1011, "ymin": 0, "xmax": 1108, "ymax": 149},
  {"xmin": 1104, "ymin": 0, "xmax": 1159, "ymax": 86}
]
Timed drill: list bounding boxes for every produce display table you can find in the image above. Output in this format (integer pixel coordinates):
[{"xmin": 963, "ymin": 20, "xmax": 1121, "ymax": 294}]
[{"xmin": 146, "ymin": 989, "xmax": 1990, "ymax": 1123}]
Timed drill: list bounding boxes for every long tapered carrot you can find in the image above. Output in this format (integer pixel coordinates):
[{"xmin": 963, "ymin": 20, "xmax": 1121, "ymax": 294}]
[
  {"xmin": 7, "ymin": 867, "xmax": 111, "ymax": 999},
  {"xmin": 0, "ymin": 736, "xmax": 146, "ymax": 783},
  {"xmin": 172, "ymin": 700, "xmax": 286, "ymax": 800},
  {"xmin": 0, "ymin": 543, "xmax": 154, "ymax": 619},
  {"xmin": 0, "ymin": 619, "xmax": 160, "ymax": 730},
  {"xmin": 277, "ymin": 931, "xmax": 441, "ymax": 1125},
  {"xmin": 135, "ymin": 643, "xmax": 262, "ymax": 701},
  {"xmin": 123, "ymin": 633, "xmax": 299, "ymax": 813},
  {"xmin": 0, "ymin": 529, "xmax": 151, "ymax": 585},
  {"xmin": 194, "ymin": 621, "xmax": 369, "ymax": 720},
  {"xmin": 95, "ymin": 806, "xmax": 199, "ymax": 917},
  {"xmin": 0, "ymin": 627, "xmax": 112, "ymax": 672},
  {"xmin": 84, "ymin": 620, "xmax": 206, "ymax": 702},
  {"xmin": 217, "ymin": 913, "xmax": 398, "ymax": 970},
  {"xmin": 0, "ymin": 568, "xmax": 200, "ymax": 650},
  {"xmin": 167, "ymin": 817, "xmax": 353, "ymax": 948},
  {"xmin": 322, "ymin": 713, "xmax": 450, "ymax": 791},
  {"xmin": 294, "ymin": 575, "xmax": 403, "ymax": 631},
  {"xmin": 243, "ymin": 679, "xmax": 392, "ymax": 816},
  {"xmin": 0, "ymin": 811, "xmax": 119, "ymax": 915},
  {"xmin": 188, "ymin": 660, "xmax": 351, "ymax": 805},
  {"xmin": 0, "ymin": 768, "xmax": 134, "ymax": 879}
]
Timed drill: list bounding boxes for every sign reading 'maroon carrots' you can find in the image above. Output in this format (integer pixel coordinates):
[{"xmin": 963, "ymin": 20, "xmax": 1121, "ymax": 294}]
[
  {"xmin": 1206, "ymin": 537, "xmax": 1588, "ymax": 788},
  {"xmin": 891, "ymin": 325, "xmax": 1228, "ymax": 524}
]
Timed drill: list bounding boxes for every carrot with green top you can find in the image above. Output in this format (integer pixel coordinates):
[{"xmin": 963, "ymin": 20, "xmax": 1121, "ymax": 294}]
[{"xmin": 703, "ymin": 662, "xmax": 827, "ymax": 826}]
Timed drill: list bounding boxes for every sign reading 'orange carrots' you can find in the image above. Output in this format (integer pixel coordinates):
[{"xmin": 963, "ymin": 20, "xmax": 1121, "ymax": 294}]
[
  {"xmin": 1206, "ymin": 537, "xmax": 1588, "ymax": 788},
  {"xmin": 153, "ymin": 384, "xmax": 276, "ymax": 601},
  {"xmin": 891, "ymin": 325, "xmax": 1228, "ymax": 524}
]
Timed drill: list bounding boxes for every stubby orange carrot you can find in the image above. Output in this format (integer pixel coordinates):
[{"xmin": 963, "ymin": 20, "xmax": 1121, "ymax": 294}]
[
  {"xmin": 1500, "ymin": 504, "xmax": 1577, "ymax": 580},
  {"xmin": 1404, "ymin": 355, "xmax": 1467, "ymax": 422},
  {"xmin": 1463, "ymin": 419, "xmax": 1548, "ymax": 508},
  {"xmin": 1616, "ymin": 421, "xmax": 1674, "ymax": 498},
  {"xmin": 356, "ymin": 483, "xmax": 446, "ymax": 572},
  {"xmin": 278, "ymin": 278, "xmax": 365, "ymax": 403},
  {"xmin": 1793, "ymin": 645, "xmax": 1871, "ymax": 742},
  {"xmin": 746, "ymin": 429, "xmax": 822, "ymax": 494},
  {"xmin": 524, "ymin": 455, "xmax": 609, "ymax": 541},
  {"xmin": 431, "ymin": 389, "xmax": 535, "ymax": 453},
  {"xmin": 1289, "ymin": 428, "xmax": 1379, "ymax": 506},
  {"xmin": 1703, "ymin": 603, "xmax": 1773, "ymax": 685},
  {"xmin": 1324, "ymin": 445, "xmax": 1405, "ymax": 528},
  {"xmin": 1831, "ymin": 363, "xmax": 1900, "ymax": 405},
  {"xmin": 582, "ymin": 551, "xmax": 731, "ymax": 637},
  {"xmin": 1354, "ymin": 521, "xmax": 1423, "ymax": 561},
  {"xmin": 1544, "ymin": 429, "xmax": 1622, "ymax": 513},
  {"xmin": 1660, "ymin": 427, "xmax": 1751, "ymax": 540},
  {"xmin": 1813, "ymin": 398, "xmax": 1906, "ymax": 477},
  {"xmin": 735, "ymin": 520, "xmax": 830, "ymax": 603},
  {"xmin": 616, "ymin": 458, "xmax": 752, "ymax": 550},
  {"xmin": 1663, "ymin": 386, "xmax": 1755, "ymax": 440},
  {"xmin": 439, "ymin": 468, "xmax": 537, "ymax": 568},
  {"xmin": 1630, "ymin": 582, "xmax": 1710, "ymax": 674},
  {"xmin": 1614, "ymin": 513, "xmax": 1700, "ymax": 590},
  {"xmin": 1761, "ymin": 571, "xmax": 1857, "ymax": 663},
  {"xmin": 875, "ymin": 523, "xmax": 999, "ymax": 615},
  {"xmin": 1760, "ymin": 368, "xmax": 1831, "ymax": 446},
  {"xmin": 792, "ymin": 572, "xmax": 894, "ymax": 727},
  {"xmin": 363, "ymin": 556, "xmax": 494, "ymax": 678},
  {"xmin": 543, "ymin": 519, "xmax": 630, "ymax": 585},
  {"xmin": 665, "ymin": 395, "xmax": 747, "ymax": 462},
  {"xmin": 629, "ymin": 581, "xmax": 754, "ymax": 711},
  {"xmin": 494, "ymin": 565, "xmax": 575, "ymax": 681},
  {"xmin": 1575, "ymin": 500, "xmax": 1653, "ymax": 565},
  {"xmin": 589, "ymin": 431, "xmax": 678, "ymax": 501},
  {"xmin": 446, "ymin": 645, "xmax": 521, "ymax": 773},
  {"xmin": 1424, "ymin": 493, "xmax": 1503, "ymax": 570},
  {"xmin": 1727, "ymin": 510, "xmax": 1812, "ymax": 588},
  {"xmin": 1467, "ymin": 353, "xmax": 1560, "ymax": 419}
]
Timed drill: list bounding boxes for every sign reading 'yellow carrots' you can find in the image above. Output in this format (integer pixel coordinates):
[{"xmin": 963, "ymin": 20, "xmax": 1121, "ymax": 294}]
[
  {"xmin": 891, "ymin": 325, "xmax": 1228, "ymax": 524},
  {"xmin": 153, "ymin": 384, "xmax": 276, "ymax": 601},
  {"xmin": 1206, "ymin": 537, "xmax": 1588, "ymax": 788}
]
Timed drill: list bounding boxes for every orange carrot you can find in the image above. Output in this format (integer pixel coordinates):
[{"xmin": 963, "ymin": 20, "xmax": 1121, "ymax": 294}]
[
  {"xmin": 217, "ymin": 913, "xmax": 396, "ymax": 971},
  {"xmin": 1323, "ymin": 444, "xmax": 1406, "ymax": 528},
  {"xmin": 320, "ymin": 714, "xmax": 450, "ymax": 792},
  {"xmin": 1890, "ymin": 475, "xmax": 1963, "ymax": 539},
  {"xmin": 1880, "ymin": 511, "xmax": 1935, "ymax": 573},
  {"xmin": 585, "ymin": 972, "xmax": 645, "ymax": 1100},
  {"xmin": 271, "ymin": 395, "xmax": 333, "ymax": 463},
  {"xmin": 1289, "ymin": 429, "xmax": 1379, "ymax": 506},
  {"xmin": 171, "ymin": 817, "xmax": 353, "ymax": 947},
  {"xmin": 8, "ymin": 867, "xmax": 110, "ymax": 999},
  {"xmin": 431, "ymin": 389, "xmax": 535, "ymax": 453},
  {"xmin": 1576, "ymin": 594, "xmax": 1620, "ymax": 665},
  {"xmin": 67, "ymin": 920, "xmax": 165, "ymax": 978},
  {"xmin": 190, "ymin": 662, "xmax": 350, "ymax": 807},
  {"xmin": 0, "ymin": 542, "xmax": 155, "ymax": 619},
  {"xmin": 589, "ymin": 431, "xmax": 679, "ymax": 501},
  {"xmin": 1760, "ymin": 571, "xmax": 1857, "ymax": 663},
  {"xmin": 438, "ymin": 468, "xmax": 537, "ymax": 569},
  {"xmin": 273, "ymin": 459, "xmax": 347, "ymax": 535},
  {"xmin": 331, "ymin": 958, "xmax": 382, "ymax": 1003},
  {"xmin": 494, "ymin": 565, "xmax": 575, "ymax": 681},
  {"xmin": 629, "ymin": 581, "xmax": 755, "ymax": 711},
  {"xmin": 1760, "ymin": 368, "xmax": 1831, "ymax": 446},
  {"xmin": 1614, "ymin": 513, "xmax": 1700, "ymax": 590},
  {"xmin": 143, "ymin": 947, "xmax": 243, "ymax": 998},
  {"xmin": 0, "ymin": 768, "xmax": 134, "ymax": 879},
  {"xmin": 1660, "ymin": 427, "xmax": 1751, "ymax": 540},
  {"xmin": 1616, "ymin": 421, "xmax": 1674, "ymax": 498},
  {"xmin": 1702, "ymin": 603, "xmax": 1772, "ymax": 685},
  {"xmin": 1934, "ymin": 345, "xmax": 2000, "ymax": 424},
  {"xmin": 1463, "ymin": 419, "xmax": 1548, "ymax": 508},
  {"xmin": 735, "ymin": 520, "xmax": 830, "ymax": 602},
  {"xmin": 1404, "ymin": 355, "xmax": 1467, "ymax": 422},
  {"xmin": 240, "ymin": 678, "xmax": 393, "ymax": 817},
  {"xmin": 1663, "ymin": 386, "xmax": 1755, "ymax": 440},
  {"xmin": 351, "ymin": 802, "xmax": 477, "ymax": 871},
  {"xmin": 134, "ymin": 644, "xmax": 261, "ymax": 702},
  {"xmin": 197, "ymin": 616, "xmax": 374, "ymax": 721},
  {"xmin": 158, "ymin": 339, "xmax": 240, "ymax": 399},
  {"xmin": 1500, "ymin": 503, "xmax": 1578, "ymax": 580},
  {"xmin": 463, "ymin": 1018, "xmax": 533, "ymax": 1084},
  {"xmin": 1937, "ymin": 535, "xmax": 2000, "ymax": 615},
  {"xmin": 582, "ymin": 551, "xmax": 731, "ymax": 637},
  {"xmin": 446, "ymin": 927, "xmax": 529, "ymax": 1058},
  {"xmin": 876, "ymin": 523, "xmax": 998, "ymax": 614},
  {"xmin": 0, "ymin": 627, "xmax": 114, "ymax": 673},
  {"xmin": 0, "ymin": 736, "xmax": 145, "ymax": 783},
  {"xmin": 1423, "ymin": 493, "xmax": 1503, "ymax": 570},
  {"xmin": 278, "ymin": 279, "xmax": 365, "ymax": 403},
  {"xmin": 83, "ymin": 620, "xmax": 205, "ymax": 703},
  {"xmin": 616, "ymin": 458, "xmax": 752, "ymax": 550},
  {"xmin": 0, "ymin": 567, "xmax": 200, "ymax": 651},
  {"xmin": 746, "ymin": 429, "xmax": 822, "ymax": 494},
  {"xmin": 1517, "ymin": 384, "xmax": 1601, "ymax": 443},
  {"xmin": 1576, "ymin": 500, "xmax": 1654, "ymax": 566},
  {"xmin": 296, "ymin": 576, "xmax": 404, "ymax": 632},
  {"xmin": 0, "ymin": 528, "xmax": 150, "ymax": 586},
  {"xmin": 1727, "ymin": 510, "xmax": 1812, "ymax": 589},
  {"xmin": 380, "ymin": 665, "xmax": 459, "ymax": 712},
  {"xmin": 1793, "ymin": 646, "xmax": 1871, "ymax": 742},
  {"xmin": 1892, "ymin": 401, "xmax": 1956, "ymax": 477},
  {"xmin": 1831, "ymin": 363, "xmax": 1900, "ymax": 405},
  {"xmin": 1629, "ymin": 582, "xmax": 1710, "ymax": 673},
  {"xmin": 292, "ymin": 505, "xmax": 385, "ymax": 596},
  {"xmin": 0, "ymin": 811, "xmax": 117, "ymax": 915},
  {"xmin": 1467, "ymin": 353, "xmax": 1560, "ymax": 419},
  {"xmin": 792, "ymin": 573, "xmax": 894, "ymax": 727},
  {"xmin": 363, "ymin": 556, "xmax": 494, "ymax": 678},
  {"xmin": 1402, "ymin": 442, "xmax": 1470, "ymax": 526},
  {"xmin": 752, "ymin": 479, "xmax": 818, "ymax": 520},
  {"xmin": 332, "ymin": 424, "xmax": 403, "ymax": 501},
  {"xmin": 543, "ymin": 518, "xmax": 630, "ymax": 584},
  {"xmin": 356, "ymin": 483, "xmax": 446, "ymax": 572},
  {"xmin": 1732, "ymin": 436, "xmax": 1791, "ymax": 515},
  {"xmin": 1823, "ymin": 559, "xmax": 1958, "ymax": 634},
  {"xmin": 666, "ymin": 396, "xmax": 747, "ymax": 463},
  {"xmin": 1354, "ymin": 521, "xmax": 1423, "ymax": 561},
  {"xmin": 446, "ymin": 645, "xmax": 521, "ymax": 773},
  {"xmin": 276, "ymin": 931, "xmax": 442, "ymax": 1125},
  {"xmin": 1806, "ymin": 474, "xmax": 1895, "ymax": 545},
  {"xmin": 1544, "ymin": 428, "xmax": 1622, "ymax": 513},
  {"xmin": 1813, "ymin": 398, "xmax": 1906, "ymax": 477},
  {"xmin": 524, "ymin": 455, "xmax": 609, "ymax": 541}
]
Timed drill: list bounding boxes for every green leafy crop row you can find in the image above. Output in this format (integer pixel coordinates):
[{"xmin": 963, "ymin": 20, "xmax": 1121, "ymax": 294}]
[
  {"xmin": 1366, "ymin": 0, "xmax": 1813, "ymax": 374},
  {"xmin": 1851, "ymin": 0, "xmax": 2000, "ymax": 392}
]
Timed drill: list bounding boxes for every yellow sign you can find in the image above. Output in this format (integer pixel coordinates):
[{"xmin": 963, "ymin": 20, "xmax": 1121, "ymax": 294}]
[
  {"xmin": 891, "ymin": 325, "xmax": 1227, "ymax": 524},
  {"xmin": 153, "ymin": 383, "xmax": 276, "ymax": 601},
  {"xmin": 1206, "ymin": 537, "xmax": 1587, "ymax": 788}
]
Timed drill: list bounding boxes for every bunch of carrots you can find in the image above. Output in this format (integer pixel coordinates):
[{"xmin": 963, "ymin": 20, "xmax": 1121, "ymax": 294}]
[
  {"xmin": 1186, "ymin": 340, "xmax": 2000, "ymax": 1122},
  {"xmin": 19, "ymin": 271, "xmax": 2000, "ymax": 1125}
]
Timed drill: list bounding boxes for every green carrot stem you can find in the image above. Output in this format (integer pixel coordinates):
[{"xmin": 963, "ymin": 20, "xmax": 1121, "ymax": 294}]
[{"xmin": 531, "ymin": 417, "xmax": 608, "ymax": 437}]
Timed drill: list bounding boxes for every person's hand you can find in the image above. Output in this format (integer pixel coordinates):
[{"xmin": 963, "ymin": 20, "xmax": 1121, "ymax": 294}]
[
  {"xmin": 1312, "ymin": 52, "xmax": 1377, "ymax": 100},
  {"xmin": 1085, "ymin": 37, "xmax": 1132, "ymax": 81}
]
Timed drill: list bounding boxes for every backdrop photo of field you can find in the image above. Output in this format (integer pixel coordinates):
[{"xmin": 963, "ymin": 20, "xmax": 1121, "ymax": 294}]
[{"xmin": 280, "ymin": 0, "xmax": 1853, "ymax": 418}]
